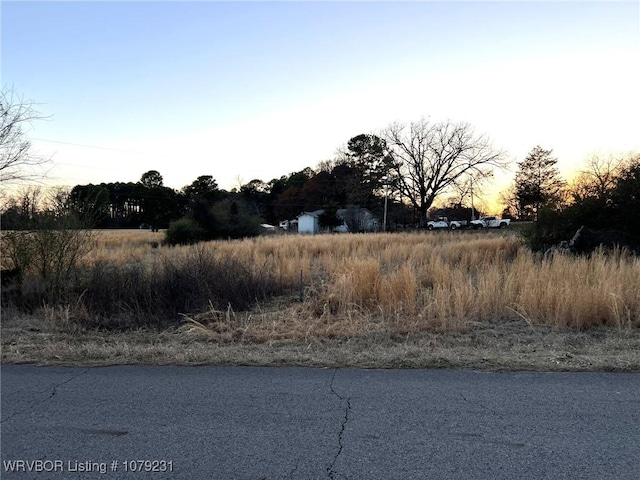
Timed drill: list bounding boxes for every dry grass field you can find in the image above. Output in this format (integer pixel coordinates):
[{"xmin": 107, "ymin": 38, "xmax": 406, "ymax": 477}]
[{"xmin": 2, "ymin": 229, "xmax": 640, "ymax": 370}]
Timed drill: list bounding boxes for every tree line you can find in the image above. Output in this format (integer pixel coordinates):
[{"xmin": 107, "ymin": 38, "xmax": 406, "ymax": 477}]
[
  {"xmin": 2, "ymin": 123, "xmax": 509, "ymax": 239},
  {"xmin": 3, "ymin": 87, "xmax": 638, "ymax": 249},
  {"xmin": 502, "ymin": 146, "xmax": 640, "ymax": 250}
]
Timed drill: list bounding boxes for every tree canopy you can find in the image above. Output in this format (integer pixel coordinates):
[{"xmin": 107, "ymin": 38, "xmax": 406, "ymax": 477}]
[
  {"xmin": 514, "ymin": 146, "xmax": 565, "ymax": 220},
  {"xmin": 382, "ymin": 118, "xmax": 506, "ymax": 224},
  {"xmin": 139, "ymin": 170, "xmax": 164, "ymax": 189}
]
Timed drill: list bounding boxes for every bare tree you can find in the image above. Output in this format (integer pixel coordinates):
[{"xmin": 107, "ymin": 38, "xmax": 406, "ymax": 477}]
[
  {"xmin": 1, "ymin": 185, "xmax": 96, "ymax": 297},
  {"xmin": 0, "ymin": 88, "xmax": 51, "ymax": 188},
  {"xmin": 443, "ymin": 174, "xmax": 494, "ymax": 216},
  {"xmin": 570, "ymin": 153, "xmax": 632, "ymax": 201},
  {"xmin": 499, "ymin": 183, "xmax": 523, "ymax": 219},
  {"xmin": 382, "ymin": 118, "xmax": 507, "ymax": 224}
]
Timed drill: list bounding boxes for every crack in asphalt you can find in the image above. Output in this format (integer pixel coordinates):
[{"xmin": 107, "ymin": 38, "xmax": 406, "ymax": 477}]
[
  {"xmin": 1, "ymin": 368, "xmax": 91, "ymax": 424},
  {"xmin": 326, "ymin": 369, "xmax": 351, "ymax": 480}
]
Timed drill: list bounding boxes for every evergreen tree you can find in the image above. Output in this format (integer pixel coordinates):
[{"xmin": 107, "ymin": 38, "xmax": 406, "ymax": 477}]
[
  {"xmin": 344, "ymin": 134, "xmax": 396, "ymax": 207},
  {"xmin": 139, "ymin": 170, "xmax": 164, "ymax": 189},
  {"xmin": 183, "ymin": 175, "xmax": 221, "ymax": 203},
  {"xmin": 318, "ymin": 203, "xmax": 343, "ymax": 231},
  {"xmin": 514, "ymin": 146, "xmax": 565, "ymax": 220}
]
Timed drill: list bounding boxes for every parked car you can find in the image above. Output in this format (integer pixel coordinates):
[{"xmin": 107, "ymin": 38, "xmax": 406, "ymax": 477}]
[
  {"xmin": 470, "ymin": 216, "xmax": 510, "ymax": 229},
  {"xmin": 427, "ymin": 217, "xmax": 467, "ymax": 230}
]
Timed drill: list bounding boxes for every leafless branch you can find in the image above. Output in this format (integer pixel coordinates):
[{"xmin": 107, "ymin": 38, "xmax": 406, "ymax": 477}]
[
  {"xmin": 381, "ymin": 118, "xmax": 508, "ymax": 222},
  {"xmin": 1, "ymin": 87, "xmax": 52, "ymax": 187}
]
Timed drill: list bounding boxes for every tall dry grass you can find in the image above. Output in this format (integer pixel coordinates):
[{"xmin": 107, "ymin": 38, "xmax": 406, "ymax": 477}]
[
  {"xmin": 6, "ymin": 229, "xmax": 638, "ymax": 333},
  {"xmin": 79, "ymin": 230, "xmax": 640, "ymax": 333},
  {"xmin": 85, "ymin": 229, "xmax": 164, "ymax": 266}
]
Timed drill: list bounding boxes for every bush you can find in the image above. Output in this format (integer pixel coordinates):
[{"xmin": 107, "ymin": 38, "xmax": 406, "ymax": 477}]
[
  {"xmin": 209, "ymin": 199, "xmax": 261, "ymax": 239},
  {"xmin": 520, "ymin": 206, "xmax": 572, "ymax": 252},
  {"xmin": 168, "ymin": 200, "xmax": 261, "ymax": 245},
  {"xmin": 165, "ymin": 218, "xmax": 206, "ymax": 245},
  {"xmin": 60, "ymin": 247, "xmax": 286, "ymax": 329},
  {"xmin": 2, "ymin": 213, "xmax": 95, "ymax": 300}
]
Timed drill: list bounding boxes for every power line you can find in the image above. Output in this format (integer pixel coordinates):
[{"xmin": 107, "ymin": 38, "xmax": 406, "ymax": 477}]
[{"xmin": 32, "ymin": 137, "xmax": 172, "ymax": 157}]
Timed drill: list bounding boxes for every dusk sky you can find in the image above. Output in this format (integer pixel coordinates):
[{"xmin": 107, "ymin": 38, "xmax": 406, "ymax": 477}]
[{"xmin": 2, "ymin": 1, "xmax": 639, "ymax": 210}]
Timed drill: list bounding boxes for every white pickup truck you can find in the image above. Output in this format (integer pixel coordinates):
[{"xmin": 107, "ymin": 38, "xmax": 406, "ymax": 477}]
[
  {"xmin": 427, "ymin": 217, "xmax": 466, "ymax": 230},
  {"xmin": 470, "ymin": 216, "xmax": 510, "ymax": 229}
]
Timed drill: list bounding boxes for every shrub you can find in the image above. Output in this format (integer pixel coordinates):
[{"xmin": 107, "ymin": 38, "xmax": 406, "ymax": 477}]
[
  {"xmin": 208, "ymin": 199, "xmax": 261, "ymax": 239},
  {"xmin": 520, "ymin": 206, "xmax": 571, "ymax": 252},
  {"xmin": 71, "ymin": 247, "xmax": 286, "ymax": 329},
  {"xmin": 165, "ymin": 218, "xmax": 206, "ymax": 245},
  {"xmin": 168, "ymin": 201, "xmax": 261, "ymax": 245},
  {"xmin": 2, "ymin": 212, "xmax": 95, "ymax": 300}
]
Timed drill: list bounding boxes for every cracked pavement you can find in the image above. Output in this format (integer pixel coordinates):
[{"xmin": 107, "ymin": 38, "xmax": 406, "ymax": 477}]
[
  {"xmin": 327, "ymin": 369, "xmax": 351, "ymax": 480},
  {"xmin": 1, "ymin": 368, "xmax": 90, "ymax": 424},
  {"xmin": 2, "ymin": 366, "xmax": 640, "ymax": 479}
]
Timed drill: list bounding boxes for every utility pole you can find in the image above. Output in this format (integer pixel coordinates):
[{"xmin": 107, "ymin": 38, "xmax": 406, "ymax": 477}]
[
  {"xmin": 470, "ymin": 178, "xmax": 476, "ymax": 221},
  {"xmin": 383, "ymin": 191, "xmax": 388, "ymax": 232}
]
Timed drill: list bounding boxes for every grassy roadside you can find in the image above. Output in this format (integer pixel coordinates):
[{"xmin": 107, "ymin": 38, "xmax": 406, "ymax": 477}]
[
  {"xmin": 2, "ymin": 229, "xmax": 639, "ymax": 371},
  {"xmin": 3, "ymin": 305, "xmax": 639, "ymax": 371}
]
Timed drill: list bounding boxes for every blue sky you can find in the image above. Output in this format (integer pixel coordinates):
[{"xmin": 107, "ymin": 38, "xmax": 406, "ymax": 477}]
[{"xmin": 2, "ymin": 1, "xmax": 639, "ymax": 210}]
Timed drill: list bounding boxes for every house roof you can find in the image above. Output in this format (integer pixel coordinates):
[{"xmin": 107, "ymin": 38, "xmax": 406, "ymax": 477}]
[
  {"xmin": 297, "ymin": 209, "xmax": 324, "ymax": 219},
  {"xmin": 297, "ymin": 207, "xmax": 379, "ymax": 221}
]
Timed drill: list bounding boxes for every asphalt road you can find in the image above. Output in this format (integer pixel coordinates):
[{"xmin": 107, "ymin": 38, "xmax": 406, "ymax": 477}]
[{"xmin": 1, "ymin": 366, "xmax": 639, "ymax": 480}]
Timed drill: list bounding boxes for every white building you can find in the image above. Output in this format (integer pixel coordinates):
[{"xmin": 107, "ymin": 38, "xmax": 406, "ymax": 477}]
[
  {"xmin": 296, "ymin": 208, "xmax": 380, "ymax": 234},
  {"xmin": 297, "ymin": 210, "xmax": 325, "ymax": 234}
]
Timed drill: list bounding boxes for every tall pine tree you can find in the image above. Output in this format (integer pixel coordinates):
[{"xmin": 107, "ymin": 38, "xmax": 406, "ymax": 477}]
[{"xmin": 515, "ymin": 146, "xmax": 565, "ymax": 220}]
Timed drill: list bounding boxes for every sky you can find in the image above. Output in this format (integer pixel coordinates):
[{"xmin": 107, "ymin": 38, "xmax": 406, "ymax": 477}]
[{"xmin": 2, "ymin": 0, "xmax": 639, "ymax": 211}]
